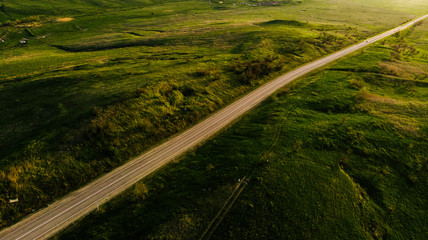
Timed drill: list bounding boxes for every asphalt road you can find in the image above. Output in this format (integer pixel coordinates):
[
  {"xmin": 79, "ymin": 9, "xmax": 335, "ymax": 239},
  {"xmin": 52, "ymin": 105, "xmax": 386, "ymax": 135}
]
[{"xmin": 1, "ymin": 14, "xmax": 427, "ymax": 240}]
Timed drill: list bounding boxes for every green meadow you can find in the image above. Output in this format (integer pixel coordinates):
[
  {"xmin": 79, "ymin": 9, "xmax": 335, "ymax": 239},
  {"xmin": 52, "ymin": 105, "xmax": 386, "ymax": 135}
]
[
  {"xmin": 0, "ymin": 0, "xmax": 427, "ymax": 232},
  {"xmin": 57, "ymin": 20, "xmax": 428, "ymax": 240}
]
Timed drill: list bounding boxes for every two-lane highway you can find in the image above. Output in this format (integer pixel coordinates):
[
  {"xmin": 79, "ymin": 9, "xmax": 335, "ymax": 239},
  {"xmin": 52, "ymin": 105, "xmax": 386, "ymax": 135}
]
[{"xmin": 1, "ymin": 14, "xmax": 427, "ymax": 240}]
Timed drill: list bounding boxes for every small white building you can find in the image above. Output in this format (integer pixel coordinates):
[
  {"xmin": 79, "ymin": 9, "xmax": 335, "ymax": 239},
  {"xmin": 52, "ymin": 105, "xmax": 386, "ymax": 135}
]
[{"xmin": 20, "ymin": 38, "xmax": 28, "ymax": 46}]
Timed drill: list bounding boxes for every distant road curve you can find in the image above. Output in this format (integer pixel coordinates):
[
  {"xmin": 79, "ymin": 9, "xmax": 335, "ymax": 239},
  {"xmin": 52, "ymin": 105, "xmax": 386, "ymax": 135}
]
[{"xmin": 1, "ymin": 14, "xmax": 427, "ymax": 240}]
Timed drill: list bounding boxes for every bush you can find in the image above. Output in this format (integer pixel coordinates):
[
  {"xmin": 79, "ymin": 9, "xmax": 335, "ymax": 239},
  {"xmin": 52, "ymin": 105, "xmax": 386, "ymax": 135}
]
[
  {"xmin": 232, "ymin": 40, "xmax": 285, "ymax": 85},
  {"xmin": 134, "ymin": 182, "xmax": 149, "ymax": 201}
]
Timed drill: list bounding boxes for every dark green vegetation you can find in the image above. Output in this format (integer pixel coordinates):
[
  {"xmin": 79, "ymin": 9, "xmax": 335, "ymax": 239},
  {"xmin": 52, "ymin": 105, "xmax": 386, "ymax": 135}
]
[
  {"xmin": 0, "ymin": 0, "xmax": 427, "ymax": 231},
  {"xmin": 57, "ymin": 19, "xmax": 428, "ymax": 240}
]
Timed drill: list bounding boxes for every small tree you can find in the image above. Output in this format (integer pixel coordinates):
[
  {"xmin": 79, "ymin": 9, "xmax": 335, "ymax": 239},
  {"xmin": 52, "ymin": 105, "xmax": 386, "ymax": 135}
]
[{"xmin": 134, "ymin": 182, "xmax": 149, "ymax": 201}]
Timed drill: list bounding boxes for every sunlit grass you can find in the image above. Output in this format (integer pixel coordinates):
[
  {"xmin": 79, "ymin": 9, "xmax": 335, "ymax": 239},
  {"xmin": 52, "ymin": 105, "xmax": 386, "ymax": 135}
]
[
  {"xmin": 0, "ymin": 0, "xmax": 427, "ymax": 231},
  {"xmin": 56, "ymin": 10, "xmax": 428, "ymax": 240}
]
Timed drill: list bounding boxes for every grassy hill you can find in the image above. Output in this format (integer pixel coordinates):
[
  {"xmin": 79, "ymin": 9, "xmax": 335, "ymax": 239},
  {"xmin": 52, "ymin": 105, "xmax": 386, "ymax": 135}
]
[
  {"xmin": 0, "ymin": 0, "xmax": 427, "ymax": 232},
  {"xmin": 0, "ymin": 0, "xmax": 192, "ymax": 21},
  {"xmin": 57, "ymin": 20, "xmax": 428, "ymax": 240}
]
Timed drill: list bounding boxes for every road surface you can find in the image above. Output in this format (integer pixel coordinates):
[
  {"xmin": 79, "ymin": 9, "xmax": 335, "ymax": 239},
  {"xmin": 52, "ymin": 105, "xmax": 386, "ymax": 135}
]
[{"xmin": 1, "ymin": 14, "xmax": 427, "ymax": 240}]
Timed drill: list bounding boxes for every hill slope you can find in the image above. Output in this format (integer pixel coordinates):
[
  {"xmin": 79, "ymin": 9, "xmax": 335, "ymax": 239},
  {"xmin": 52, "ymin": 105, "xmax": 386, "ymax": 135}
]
[
  {"xmin": 57, "ymin": 14, "xmax": 428, "ymax": 240},
  {"xmin": 1, "ymin": 0, "xmax": 427, "ymax": 233}
]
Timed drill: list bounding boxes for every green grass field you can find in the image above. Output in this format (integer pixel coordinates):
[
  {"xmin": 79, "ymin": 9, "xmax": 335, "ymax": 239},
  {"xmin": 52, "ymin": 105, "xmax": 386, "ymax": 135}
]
[
  {"xmin": 0, "ymin": 0, "xmax": 427, "ymax": 232},
  {"xmin": 56, "ymin": 20, "xmax": 428, "ymax": 239}
]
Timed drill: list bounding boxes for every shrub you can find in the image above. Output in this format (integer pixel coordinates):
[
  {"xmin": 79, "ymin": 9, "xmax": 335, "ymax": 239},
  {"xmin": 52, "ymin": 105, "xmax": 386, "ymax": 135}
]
[
  {"xmin": 232, "ymin": 40, "xmax": 285, "ymax": 85},
  {"xmin": 134, "ymin": 182, "xmax": 149, "ymax": 201},
  {"xmin": 350, "ymin": 78, "xmax": 365, "ymax": 89}
]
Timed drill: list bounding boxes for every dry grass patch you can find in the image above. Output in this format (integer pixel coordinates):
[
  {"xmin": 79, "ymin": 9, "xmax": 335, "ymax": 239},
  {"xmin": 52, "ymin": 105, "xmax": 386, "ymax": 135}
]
[
  {"xmin": 16, "ymin": 22, "xmax": 42, "ymax": 28},
  {"xmin": 388, "ymin": 115, "xmax": 421, "ymax": 135},
  {"xmin": 357, "ymin": 88, "xmax": 427, "ymax": 107},
  {"xmin": 56, "ymin": 17, "xmax": 74, "ymax": 23},
  {"xmin": 356, "ymin": 90, "xmax": 427, "ymax": 136},
  {"xmin": 0, "ymin": 52, "xmax": 46, "ymax": 63},
  {"xmin": 378, "ymin": 61, "xmax": 428, "ymax": 80}
]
